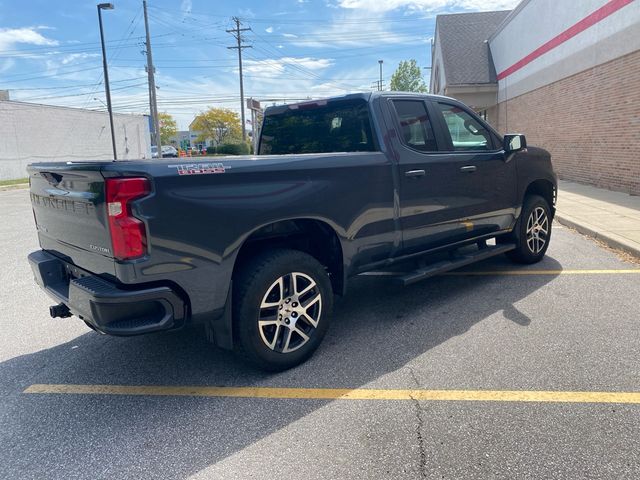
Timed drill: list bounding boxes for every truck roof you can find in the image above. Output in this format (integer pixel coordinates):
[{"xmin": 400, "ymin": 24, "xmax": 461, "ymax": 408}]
[{"xmin": 263, "ymin": 91, "xmax": 458, "ymax": 115}]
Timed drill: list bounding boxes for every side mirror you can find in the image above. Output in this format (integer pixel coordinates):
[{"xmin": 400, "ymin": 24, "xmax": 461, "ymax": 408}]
[{"xmin": 503, "ymin": 134, "xmax": 527, "ymax": 153}]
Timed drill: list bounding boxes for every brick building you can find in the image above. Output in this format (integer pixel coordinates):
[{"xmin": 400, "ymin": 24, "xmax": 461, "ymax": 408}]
[
  {"xmin": 0, "ymin": 99, "xmax": 151, "ymax": 180},
  {"xmin": 431, "ymin": 0, "xmax": 640, "ymax": 195}
]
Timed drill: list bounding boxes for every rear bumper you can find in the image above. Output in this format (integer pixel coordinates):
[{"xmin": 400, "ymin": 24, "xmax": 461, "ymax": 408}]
[{"xmin": 28, "ymin": 250, "xmax": 186, "ymax": 336}]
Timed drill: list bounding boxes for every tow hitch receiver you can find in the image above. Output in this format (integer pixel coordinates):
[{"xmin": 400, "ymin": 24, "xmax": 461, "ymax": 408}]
[{"xmin": 50, "ymin": 303, "xmax": 72, "ymax": 319}]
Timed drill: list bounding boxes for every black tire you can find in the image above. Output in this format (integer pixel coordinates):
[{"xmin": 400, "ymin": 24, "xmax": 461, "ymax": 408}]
[
  {"xmin": 233, "ymin": 249, "xmax": 333, "ymax": 371},
  {"xmin": 505, "ymin": 194, "xmax": 552, "ymax": 264}
]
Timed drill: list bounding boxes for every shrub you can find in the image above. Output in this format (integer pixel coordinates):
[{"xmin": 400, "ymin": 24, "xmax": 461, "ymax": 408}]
[
  {"xmin": 217, "ymin": 143, "xmax": 250, "ymax": 155},
  {"xmin": 206, "ymin": 146, "xmax": 216, "ymax": 155}
]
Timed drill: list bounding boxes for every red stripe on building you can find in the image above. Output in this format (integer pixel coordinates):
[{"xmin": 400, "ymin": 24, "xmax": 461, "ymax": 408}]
[{"xmin": 496, "ymin": 0, "xmax": 634, "ymax": 80}]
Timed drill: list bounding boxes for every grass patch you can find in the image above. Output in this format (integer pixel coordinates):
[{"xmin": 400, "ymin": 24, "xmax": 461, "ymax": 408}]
[{"xmin": 0, "ymin": 177, "xmax": 28, "ymax": 187}]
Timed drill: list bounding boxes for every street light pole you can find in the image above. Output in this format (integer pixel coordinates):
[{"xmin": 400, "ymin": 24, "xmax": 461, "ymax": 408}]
[
  {"xmin": 97, "ymin": 3, "xmax": 117, "ymax": 160},
  {"xmin": 378, "ymin": 60, "xmax": 383, "ymax": 91}
]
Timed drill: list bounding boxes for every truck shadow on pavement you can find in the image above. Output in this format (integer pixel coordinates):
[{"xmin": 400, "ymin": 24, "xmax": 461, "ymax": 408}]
[{"xmin": 0, "ymin": 255, "xmax": 562, "ymax": 479}]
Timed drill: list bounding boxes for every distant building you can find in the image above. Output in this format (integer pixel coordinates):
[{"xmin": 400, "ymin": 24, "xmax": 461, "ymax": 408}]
[
  {"xmin": 431, "ymin": 0, "xmax": 640, "ymax": 194},
  {"xmin": 167, "ymin": 130, "xmax": 192, "ymax": 150},
  {"xmin": 188, "ymin": 118, "xmax": 218, "ymax": 151},
  {"xmin": 0, "ymin": 100, "xmax": 151, "ymax": 180},
  {"xmin": 167, "ymin": 128, "xmax": 217, "ymax": 151}
]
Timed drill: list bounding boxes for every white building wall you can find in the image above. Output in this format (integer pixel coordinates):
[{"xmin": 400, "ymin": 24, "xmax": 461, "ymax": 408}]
[
  {"xmin": 490, "ymin": 0, "xmax": 640, "ymax": 102},
  {"xmin": 0, "ymin": 101, "xmax": 151, "ymax": 180},
  {"xmin": 429, "ymin": 30, "xmax": 447, "ymax": 94}
]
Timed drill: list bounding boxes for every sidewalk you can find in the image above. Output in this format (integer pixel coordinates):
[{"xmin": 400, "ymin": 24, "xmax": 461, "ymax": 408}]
[
  {"xmin": 0, "ymin": 182, "xmax": 28, "ymax": 192},
  {"xmin": 555, "ymin": 180, "xmax": 640, "ymax": 258}
]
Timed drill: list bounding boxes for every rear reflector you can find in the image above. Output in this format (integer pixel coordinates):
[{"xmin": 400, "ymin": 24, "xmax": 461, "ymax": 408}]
[{"xmin": 105, "ymin": 177, "xmax": 150, "ymax": 260}]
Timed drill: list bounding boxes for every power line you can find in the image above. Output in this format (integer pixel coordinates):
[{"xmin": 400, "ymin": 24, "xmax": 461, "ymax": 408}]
[
  {"xmin": 0, "ymin": 66, "xmax": 104, "ymax": 84},
  {"xmin": 247, "ymin": 37, "xmax": 361, "ymax": 91},
  {"xmin": 146, "ymin": 5, "xmax": 433, "ymax": 25},
  {"xmin": 16, "ymin": 82, "xmax": 148, "ymax": 101},
  {"xmin": 7, "ymin": 77, "xmax": 146, "ymax": 91}
]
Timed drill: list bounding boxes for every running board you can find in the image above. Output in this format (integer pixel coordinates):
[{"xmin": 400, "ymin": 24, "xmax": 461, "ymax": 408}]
[{"xmin": 392, "ymin": 243, "xmax": 516, "ymax": 287}]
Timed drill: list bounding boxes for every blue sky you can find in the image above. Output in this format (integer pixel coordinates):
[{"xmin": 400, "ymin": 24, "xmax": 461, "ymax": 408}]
[{"xmin": 0, "ymin": 0, "xmax": 518, "ymax": 129}]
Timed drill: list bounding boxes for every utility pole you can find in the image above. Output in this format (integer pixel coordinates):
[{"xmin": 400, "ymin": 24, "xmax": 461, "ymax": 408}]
[
  {"xmin": 378, "ymin": 60, "xmax": 383, "ymax": 91},
  {"xmin": 370, "ymin": 80, "xmax": 385, "ymax": 91},
  {"xmin": 97, "ymin": 3, "xmax": 117, "ymax": 159},
  {"xmin": 227, "ymin": 17, "xmax": 251, "ymax": 142},
  {"xmin": 143, "ymin": 0, "xmax": 161, "ymax": 149}
]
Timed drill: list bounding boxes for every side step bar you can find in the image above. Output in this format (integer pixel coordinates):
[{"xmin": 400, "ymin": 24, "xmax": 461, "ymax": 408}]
[{"xmin": 392, "ymin": 243, "xmax": 516, "ymax": 287}]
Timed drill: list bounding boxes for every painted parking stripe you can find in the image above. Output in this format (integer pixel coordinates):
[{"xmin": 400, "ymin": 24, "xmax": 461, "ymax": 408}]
[
  {"xmin": 23, "ymin": 384, "xmax": 640, "ymax": 404},
  {"xmin": 443, "ymin": 269, "xmax": 640, "ymax": 276},
  {"xmin": 361, "ymin": 269, "xmax": 640, "ymax": 277}
]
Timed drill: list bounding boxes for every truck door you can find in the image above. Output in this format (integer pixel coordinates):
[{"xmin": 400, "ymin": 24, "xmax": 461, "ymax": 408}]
[
  {"xmin": 383, "ymin": 97, "xmax": 479, "ymax": 254},
  {"xmin": 429, "ymin": 100, "xmax": 518, "ymax": 242}
]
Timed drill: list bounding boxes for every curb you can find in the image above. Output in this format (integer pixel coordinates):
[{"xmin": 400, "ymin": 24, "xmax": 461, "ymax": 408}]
[
  {"xmin": 0, "ymin": 183, "xmax": 29, "ymax": 192},
  {"xmin": 555, "ymin": 212, "xmax": 640, "ymax": 259}
]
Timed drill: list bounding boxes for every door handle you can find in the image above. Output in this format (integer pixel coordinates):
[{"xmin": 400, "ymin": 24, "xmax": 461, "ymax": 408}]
[
  {"xmin": 405, "ymin": 169, "xmax": 425, "ymax": 178},
  {"xmin": 460, "ymin": 165, "xmax": 477, "ymax": 173}
]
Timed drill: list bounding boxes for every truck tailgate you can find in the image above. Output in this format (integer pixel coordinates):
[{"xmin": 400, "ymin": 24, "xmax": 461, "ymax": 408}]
[{"xmin": 28, "ymin": 163, "xmax": 116, "ymax": 276}]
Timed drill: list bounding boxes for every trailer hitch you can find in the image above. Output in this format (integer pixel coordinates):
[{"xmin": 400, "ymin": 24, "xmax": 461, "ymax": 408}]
[{"xmin": 49, "ymin": 303, "xmax": 72, "ymax": 319}]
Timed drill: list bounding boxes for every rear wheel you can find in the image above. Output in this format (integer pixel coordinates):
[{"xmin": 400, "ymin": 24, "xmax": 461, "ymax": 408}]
[
  {"xmin": 505, "ymin": 194, "xmax": 552, "ymax": 264},
  {"xmin": 233, "ymin": 249, "xmax": 333, "ymax": 371}
]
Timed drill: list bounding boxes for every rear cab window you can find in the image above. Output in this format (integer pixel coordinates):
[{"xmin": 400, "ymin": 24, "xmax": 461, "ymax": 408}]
[
  {"xmin": 391, "ymin": 100, "xmax": 438, "ymax": 152},
  {"xmin": 259, "ymin": 98, "xmax": 376, "ymax": 155}
]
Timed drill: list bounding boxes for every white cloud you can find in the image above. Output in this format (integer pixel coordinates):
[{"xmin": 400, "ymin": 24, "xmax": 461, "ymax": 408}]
[
  {"xmin": 61, "ymin": 53, "xmax": 100, "ymax": 65},
  {"xmin": 287, "ymin": 11, "xmax": 425, "ymax": 49},
  {"xmin": 334, "ymin": 0, "xmax": 519, "ymax": 13},
  {"xmin": 180, "ymin": 0, "xmax": 192, "ymax": 14},
  {"xmin": 0, "ymin": 58, "xmax": 15, "ymax": 73},
  {"xmin": 0, "ymin": 27, "xmax": 59, "ymax": 51},
  {"xmin": 282, "ymin": 33, "xmax": 298, "ymax": 38},
  {"xmin": 238, "ymin": 8, "xmax": 255, "ymax": 18},
  {"xmin": 265, "ymin": 26, "xmax": 274, "ymax": 33},
  {"xmin": 244, "ymin": 57, "xmax": 334, "ymax": 78}
]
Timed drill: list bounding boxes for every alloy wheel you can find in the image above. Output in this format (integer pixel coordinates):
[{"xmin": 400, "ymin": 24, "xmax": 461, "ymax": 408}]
[
  {"xmin": 526, "ymin": 206, "xmax": 549, "ymax": 254},
  {"xmin": 258, "ymin": 272, "xmax": 322, "ymax": 353}
]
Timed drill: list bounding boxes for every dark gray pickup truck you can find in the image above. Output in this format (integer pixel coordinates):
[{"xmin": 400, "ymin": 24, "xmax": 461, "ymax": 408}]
[{"xmin": 27, "ymin": 92, "xmax": 556, "ymax": 370}]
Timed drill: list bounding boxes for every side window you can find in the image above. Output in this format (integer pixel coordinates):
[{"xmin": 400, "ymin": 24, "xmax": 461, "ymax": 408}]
[
  {"xmin": 391, "ymin": 100, "xmax": 437, "ymax": 152},
  {"xmin": 437, "ymin": 102, "xmax": 493, "ymax": 151}
]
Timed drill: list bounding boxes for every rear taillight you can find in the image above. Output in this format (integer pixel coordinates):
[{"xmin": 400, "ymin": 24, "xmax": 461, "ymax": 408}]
[{"xmin": 105, "ymin": 177, "xmax": 150, "ymax": 260}]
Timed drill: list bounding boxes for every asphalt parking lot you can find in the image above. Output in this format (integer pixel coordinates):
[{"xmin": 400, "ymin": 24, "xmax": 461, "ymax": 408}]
[{"xmin": 1, "ymin": 187, "xmax": 639, "ymax": 480}]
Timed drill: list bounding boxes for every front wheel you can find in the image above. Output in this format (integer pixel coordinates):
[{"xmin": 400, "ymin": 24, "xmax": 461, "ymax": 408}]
[
  {"xmin": 506, "ymin": 194, "xmax": 552, "ymax": 264},
  {"xmin": 233, "ymin": 249, "xmax": 333, "ymax": 371}
]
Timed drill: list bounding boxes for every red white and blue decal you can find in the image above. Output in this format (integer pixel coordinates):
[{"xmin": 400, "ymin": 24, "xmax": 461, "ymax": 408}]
[{"xmin": 168, "ymin": 163, "xmax": 229, "ymax": 175}]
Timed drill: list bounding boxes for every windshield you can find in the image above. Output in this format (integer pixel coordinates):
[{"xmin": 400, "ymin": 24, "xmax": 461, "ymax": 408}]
[{"xmin": 259, "ymin": 98, "xmax": 376, "ymax": 155}]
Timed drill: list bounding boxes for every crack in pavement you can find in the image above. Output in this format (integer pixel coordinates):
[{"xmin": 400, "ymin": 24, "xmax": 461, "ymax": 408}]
[{"xmin": 407, "ymin": 366, "xmax": 428, "ymax": 479}]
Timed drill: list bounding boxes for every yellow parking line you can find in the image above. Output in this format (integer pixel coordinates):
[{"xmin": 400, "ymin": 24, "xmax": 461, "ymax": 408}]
[
  {"xmin": 23, "ymin": 384, "xmax": 640, "ymax": 404},
  {"xmin": 443, "ymin": 269, "xmax": 640, "ymax": 276}
]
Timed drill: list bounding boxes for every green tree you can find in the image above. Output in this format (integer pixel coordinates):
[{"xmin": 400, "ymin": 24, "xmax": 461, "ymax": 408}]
[
  {"xmin": 390, "ymin": 59, "xmax": 428, "ymax": 93},
  {"xmin": 190, "ymin": 108, "xmax": 241, "ymax": 145},
  {"xmin": 158, "ymin": 112, "xmax": 177, "ymax": 146}
]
